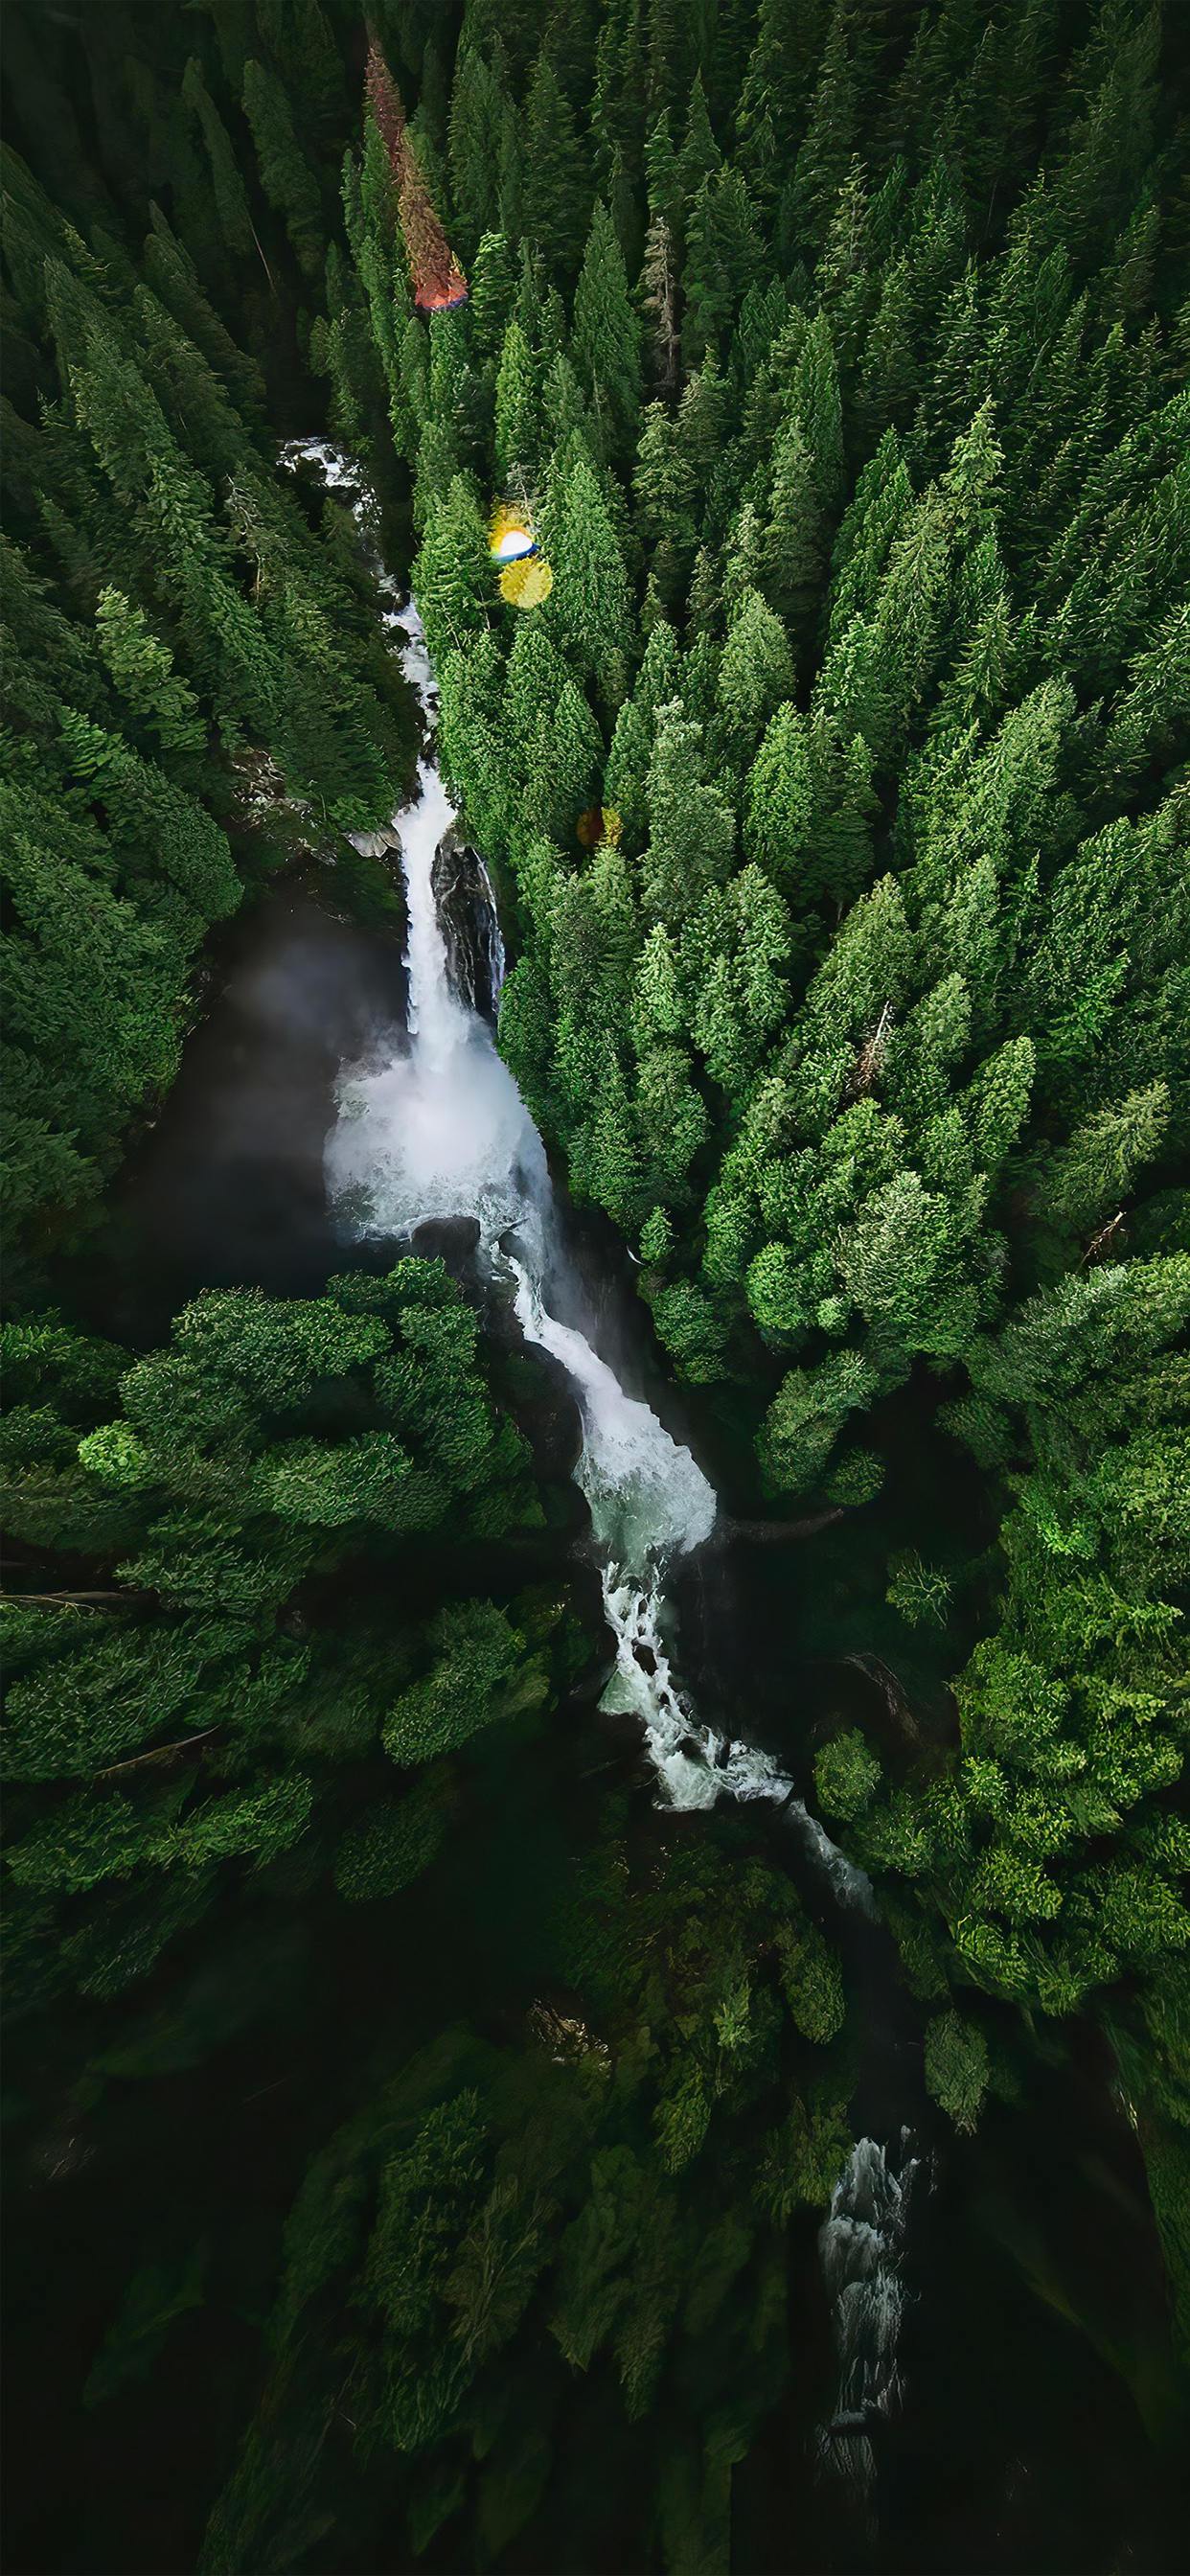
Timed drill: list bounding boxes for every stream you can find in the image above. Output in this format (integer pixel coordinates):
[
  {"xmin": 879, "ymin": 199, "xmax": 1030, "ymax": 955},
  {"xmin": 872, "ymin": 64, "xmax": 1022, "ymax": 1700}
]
[
  {"xmin": 284, "ymin": 439, "xmax": 920, "ymax": 2519},
  {"xmin": 37, "ymin": 443, "xmax": 1179, "ymax": 2576}
]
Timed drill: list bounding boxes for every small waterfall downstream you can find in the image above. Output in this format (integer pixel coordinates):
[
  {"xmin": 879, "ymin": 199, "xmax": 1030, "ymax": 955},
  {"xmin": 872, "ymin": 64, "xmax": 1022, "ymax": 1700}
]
[
  {"xmin": 817, "ymin": 2130, "xmax": 924, "ymax": 2526},
  {"xmin": 283, "ymin": 439, "xmax": 924, "ymax": 2514}
]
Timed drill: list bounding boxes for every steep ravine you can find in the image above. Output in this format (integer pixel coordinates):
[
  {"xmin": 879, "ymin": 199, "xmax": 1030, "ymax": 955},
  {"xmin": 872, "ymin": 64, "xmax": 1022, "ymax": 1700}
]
[{"xmin": 286, "ymin": 438, "xmax": 927, "ymax": 2512}]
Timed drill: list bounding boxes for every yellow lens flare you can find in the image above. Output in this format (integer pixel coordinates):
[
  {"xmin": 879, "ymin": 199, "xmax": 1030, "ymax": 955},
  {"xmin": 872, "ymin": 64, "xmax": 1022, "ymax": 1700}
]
[{"xmin": 498, "ymin": 556, "xmax": 554, "ymax": 608}]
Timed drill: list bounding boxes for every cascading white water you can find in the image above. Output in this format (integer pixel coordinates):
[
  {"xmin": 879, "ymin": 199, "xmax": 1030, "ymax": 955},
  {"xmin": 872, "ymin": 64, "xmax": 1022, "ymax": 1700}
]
[
  {"xmin": 281, "ymin": 441, "xmax": 882, "ymax": 1874},
  {"xmin": 283, "ymin": 434, "xmax": 923, "ymax": 2493},
  {"xmin": 817, "ymin": 2131, "xmax": 922, "ymax": 2519}
]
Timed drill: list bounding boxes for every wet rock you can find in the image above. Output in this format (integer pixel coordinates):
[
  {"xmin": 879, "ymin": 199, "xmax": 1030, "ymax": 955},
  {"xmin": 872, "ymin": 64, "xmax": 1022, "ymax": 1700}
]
[
  {"xmin": 410, "ymin": 1214, "xmax": 482, "ymax": 1271},
  {"xmin": 345, "ymin": 824, "xmax": 403, "ymax": 859},
  {"xmin": 433, "ymin": 835, "xmax": 504, "ymax": 1019}
]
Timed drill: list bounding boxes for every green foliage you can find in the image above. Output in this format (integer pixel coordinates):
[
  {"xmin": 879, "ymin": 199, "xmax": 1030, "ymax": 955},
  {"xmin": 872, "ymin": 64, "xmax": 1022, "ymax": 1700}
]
[
  {"xmin": 382, "ymin": 1602, "xmax": 547, "ymax": 1764},
  {"xmin": 1, "ymin": 166, "xmax": 413, "ymax": 1282},
  {"xmin": 9, "ymin": 16, "xmax": 1190, "ymax": 2567},
  {"xmin": 333, "ymin": 1775, "xmax": 449, "ymax": 1902},
  {"xmin": 198, "ymin": 1823, "xmax": 854, "ymax": 2564},
  {"xmin": 814, "ymin": 1729, "xmax": 881, "ymax": 1823},
  {"xmin": 924, "ymin": 2009, "xmax": 990, "ymax": 2134},
  {"xmin": 886, "ymin": 1549, "xmax": 952, "ymax": 1628},
  {"xmin": 2, "ymin": 1266, "xmax": 546, "ymax": 1980}
]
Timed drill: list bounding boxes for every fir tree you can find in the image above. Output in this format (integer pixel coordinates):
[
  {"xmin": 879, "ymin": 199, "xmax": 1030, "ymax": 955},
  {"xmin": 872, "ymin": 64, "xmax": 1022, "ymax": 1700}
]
[
  {"xmin": 240, "ymin": 58, "xmax": 326, "ymax": 284},
  {"xmin": 547, "ymin": 451, "xmax": 633, "ymax": 709},
  {"xmin": 520, "ymin": 47, "xmax": 590, "ymax": 280},
  {"xmin": 493, "ymin": 316, "xmax": 541, "ymax": 485},
  {"xmin": 571, "ymin": 199, "xmax": 642, "ymax": 457}
]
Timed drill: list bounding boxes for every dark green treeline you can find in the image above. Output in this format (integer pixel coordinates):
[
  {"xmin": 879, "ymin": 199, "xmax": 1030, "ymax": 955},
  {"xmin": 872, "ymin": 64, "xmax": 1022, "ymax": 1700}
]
[
  {"xmin": 333, "ymin": 0, "xmax": 1190, "ymax": 2366},
  {"xmin": 2, "ymin": 5, "xmax": 1189, "ymax": 2571}
]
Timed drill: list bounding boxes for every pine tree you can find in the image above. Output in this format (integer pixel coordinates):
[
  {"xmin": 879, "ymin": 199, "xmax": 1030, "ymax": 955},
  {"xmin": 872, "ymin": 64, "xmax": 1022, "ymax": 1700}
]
[
  {"xmin": 1043, "ymin": 1085, "xmax": 1171, "ymax": 1244},
  {"xmin": 547, "ymin": 452, "xmax": 633, "ymax": 710},
  {"xmin": 644, "ymin": 107, "xmax": 683, "ymax": 247},
  {"xmin": 736, "ymin": 0, "xmax": 828, "ymax": 209},
  {"xmin": 94, "ymin": 589, "xmax": 206, "ymax": 758},
  {"xmin": 792, "ymin": 310, "xmax": 844, "ymax": 513},
  {"xmin": 716, "ymin": 588, "xmax": 795, "ymax": 773},
  {"xmin": 744, "ymin": 702, "xmax": 814, "ymax": 893},
  {"xmin": 761, "ymin": 413, "xmax": 826, "ymax": 632},
  {"xmin": 240, "ymin": 58, "xmax": 326, "ymax": 284},
  {"xmin": 644, "ymin": 704, "xmax": 735, "ymax": 920},
  {"xmin": 571, "ymin": 200, "xmax": 642, "ymax": 457},
  {"xmin": 784, "ymin": 1, "xmax": 856, "ymax": 261},
  {"xmin": 446, "ymin": 41, "xmax": 499, "ymax": 259},
  {"xmin": 674, "ymin": 356, "xmax": 731, "ymax": 505},
  {"xmin": 686, "ymin": 543, "xmax": 721, "ymax": 639},
  {"xmin": 633, "ymin": 402, "xmax": 698, "ymax": 558},
  {"xmin": 679, "ymin": 71, "xmax": 721, "ymax": 217},
  {"xmin": 682, "ymin": 169, "xmax": 761, "ymax": 369},
  {"xmin": 181, "ymin": 58, "xmax": 254, "ymax": 262},
  {"xmin": 520, "ymin": 48, "xmax": 590, "ymax": 281},
  {"xmin": 493, "ymin": 318, "xmax": 541, "ymax": 486},
  {"xmin": 647, "ymin": 0, "xmax": 693, "ymax": 126},
  {"xmin": 469, "ymin": 227, "xmax": 515, "ymax": 359},
  {"xmin": 411, "ymin": 475, "xmax": 494, "ymax": 664},
  {"xmin": 605, "ymin": 620, "xmax": 683, "ymax": 840},
  {"xmin": 1047, "ymin": 0, "xmax": 1162, "ymax": 274}
]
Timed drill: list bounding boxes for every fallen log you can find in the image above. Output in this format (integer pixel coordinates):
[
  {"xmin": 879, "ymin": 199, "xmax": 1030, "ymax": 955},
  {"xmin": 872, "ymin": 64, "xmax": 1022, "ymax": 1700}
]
[{"xmin": 721, "ymin": 1508, "xmax": 846, "ymax": 1543}]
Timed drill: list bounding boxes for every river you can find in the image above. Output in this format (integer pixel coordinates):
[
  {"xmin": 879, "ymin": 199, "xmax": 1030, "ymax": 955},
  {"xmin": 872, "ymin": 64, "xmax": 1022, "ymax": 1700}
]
[{"xmin": 40, "ymin": 441, "xmax": 1182, "ymax": 2576}]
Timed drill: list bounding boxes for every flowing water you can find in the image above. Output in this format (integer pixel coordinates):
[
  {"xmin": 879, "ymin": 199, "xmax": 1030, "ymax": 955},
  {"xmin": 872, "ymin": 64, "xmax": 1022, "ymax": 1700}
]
[
  {"xmin": 6, "ymin": 444, "xmax": 1169, "ymax": 2576},
  {"xmin": 278, "ymin": 440, "xmax": 926, "ymax": 2528},
  {"xmin": 295, "ymin": 444, "xmax": 873, "ymax": 1874},
  {"xmin": 817, "ymin": 2131, "xmax": 924, "ymax": 2528}
]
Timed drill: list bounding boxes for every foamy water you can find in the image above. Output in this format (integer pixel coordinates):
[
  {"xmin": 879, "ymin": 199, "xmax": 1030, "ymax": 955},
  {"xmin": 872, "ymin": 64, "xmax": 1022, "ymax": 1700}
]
[
  {"xmin": 285, "ymin": 437, "xmax": 877, "ymax": 1863},
  {"xmin": 283, "ymin": 436, "xmax": 922, "ymax": 2499}
]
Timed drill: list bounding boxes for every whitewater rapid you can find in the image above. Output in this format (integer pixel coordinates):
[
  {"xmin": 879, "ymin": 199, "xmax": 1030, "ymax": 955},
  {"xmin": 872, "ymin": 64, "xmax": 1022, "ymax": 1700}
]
[
  {"xmin": 283, "ymin": 438, "xmax": 878, "ymax": 1864},
  {"xmin": 281, "ymin": 439, "xmax": 924, "ymax": 2502},
  {"xmin": 816, "ymin": 2130, "xmax": 923, "ymax": 2521}
]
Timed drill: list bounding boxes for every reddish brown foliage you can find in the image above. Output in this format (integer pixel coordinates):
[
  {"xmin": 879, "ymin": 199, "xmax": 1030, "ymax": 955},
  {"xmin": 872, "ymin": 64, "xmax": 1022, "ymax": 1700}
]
[{"xmin": 364, "ymin": 39, "xmax": 467, "ymax": 311}]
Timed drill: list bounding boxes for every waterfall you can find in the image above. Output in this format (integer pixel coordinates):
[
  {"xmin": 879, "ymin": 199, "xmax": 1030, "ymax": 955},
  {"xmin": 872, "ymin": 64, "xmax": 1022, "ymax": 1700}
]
[
  {"xmin": 283, "ymin": 438, "xmax": 877, "ymax": 1879},
  {"xmin": 817, "ymin": 2131, "xmax": 923, "ymax": 2520},
  {"xmin": 283, "ymin": 436, "xmax": 922, "ymax": 2497}
]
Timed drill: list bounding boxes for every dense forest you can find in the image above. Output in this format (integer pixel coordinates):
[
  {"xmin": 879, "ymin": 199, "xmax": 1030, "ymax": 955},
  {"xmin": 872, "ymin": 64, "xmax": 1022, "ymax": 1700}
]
[{"xmin": 2, "ymin": 3, "xmax": 1188, "ymax": 2571}]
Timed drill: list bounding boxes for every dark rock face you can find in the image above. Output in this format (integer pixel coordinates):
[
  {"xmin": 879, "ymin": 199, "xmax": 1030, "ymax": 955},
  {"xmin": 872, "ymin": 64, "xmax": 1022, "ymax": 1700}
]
[{"xmin": 433, "ymin": 836, "xmax": 505, "ymax": 1020}]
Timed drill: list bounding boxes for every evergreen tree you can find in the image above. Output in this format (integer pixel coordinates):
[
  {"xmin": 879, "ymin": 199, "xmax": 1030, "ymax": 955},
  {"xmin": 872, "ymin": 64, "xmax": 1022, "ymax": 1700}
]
[
  {"xmin": 784, "ymin": 0, "xmax": 857, "ymax": 260},
  {"xmin": 493, "ymin": 317, "xmax": 541, "ymax": 486},
  {"xmin": 181, "ymin": 57, "xmax": 255, "ymax": 262},
  {"xmin": 737, "ymin": 0, "xmax": 828, "ymax": 209},
  {"xmin": 520, "ymin": 47, "xmax": 591, "ymax": 280},
  {"xmin": 716, "ymin": 587, "xmax": 795, "ymax": 773},
  {"xmin": 411, "ymin": 475, "xmax": 494, "ymax": 664},
  {"xmin": 240, "ymin": 58, "xmax": 326, "ymax": 283},
  {"xmin": 682, "ymin": 169, "xmax": 761, "ymax": 368},
  {"xmin": 744, "ymin": 702, "xmax": 814, "ymax": 892},
  {"xmin": 546, "ymin": 451, "xmax": 633, "ymax": 708},
  {"xmin": 571, "ymin": 199, "xmax": 642, "ymax": 456},
  {"xmin": 447, "ymin": 41, "xmax": 500, "ymax": 258},
  {"xmin": 678, "ymin": 70, "xmax": 721, "ymax": 217},
  {"xmin": 644, "ymin": 704, "xmax": 735, "ymax": 920},
  {"xmin": 468, "ymin": 226, "xmax": 516, "ymax": 358}
]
